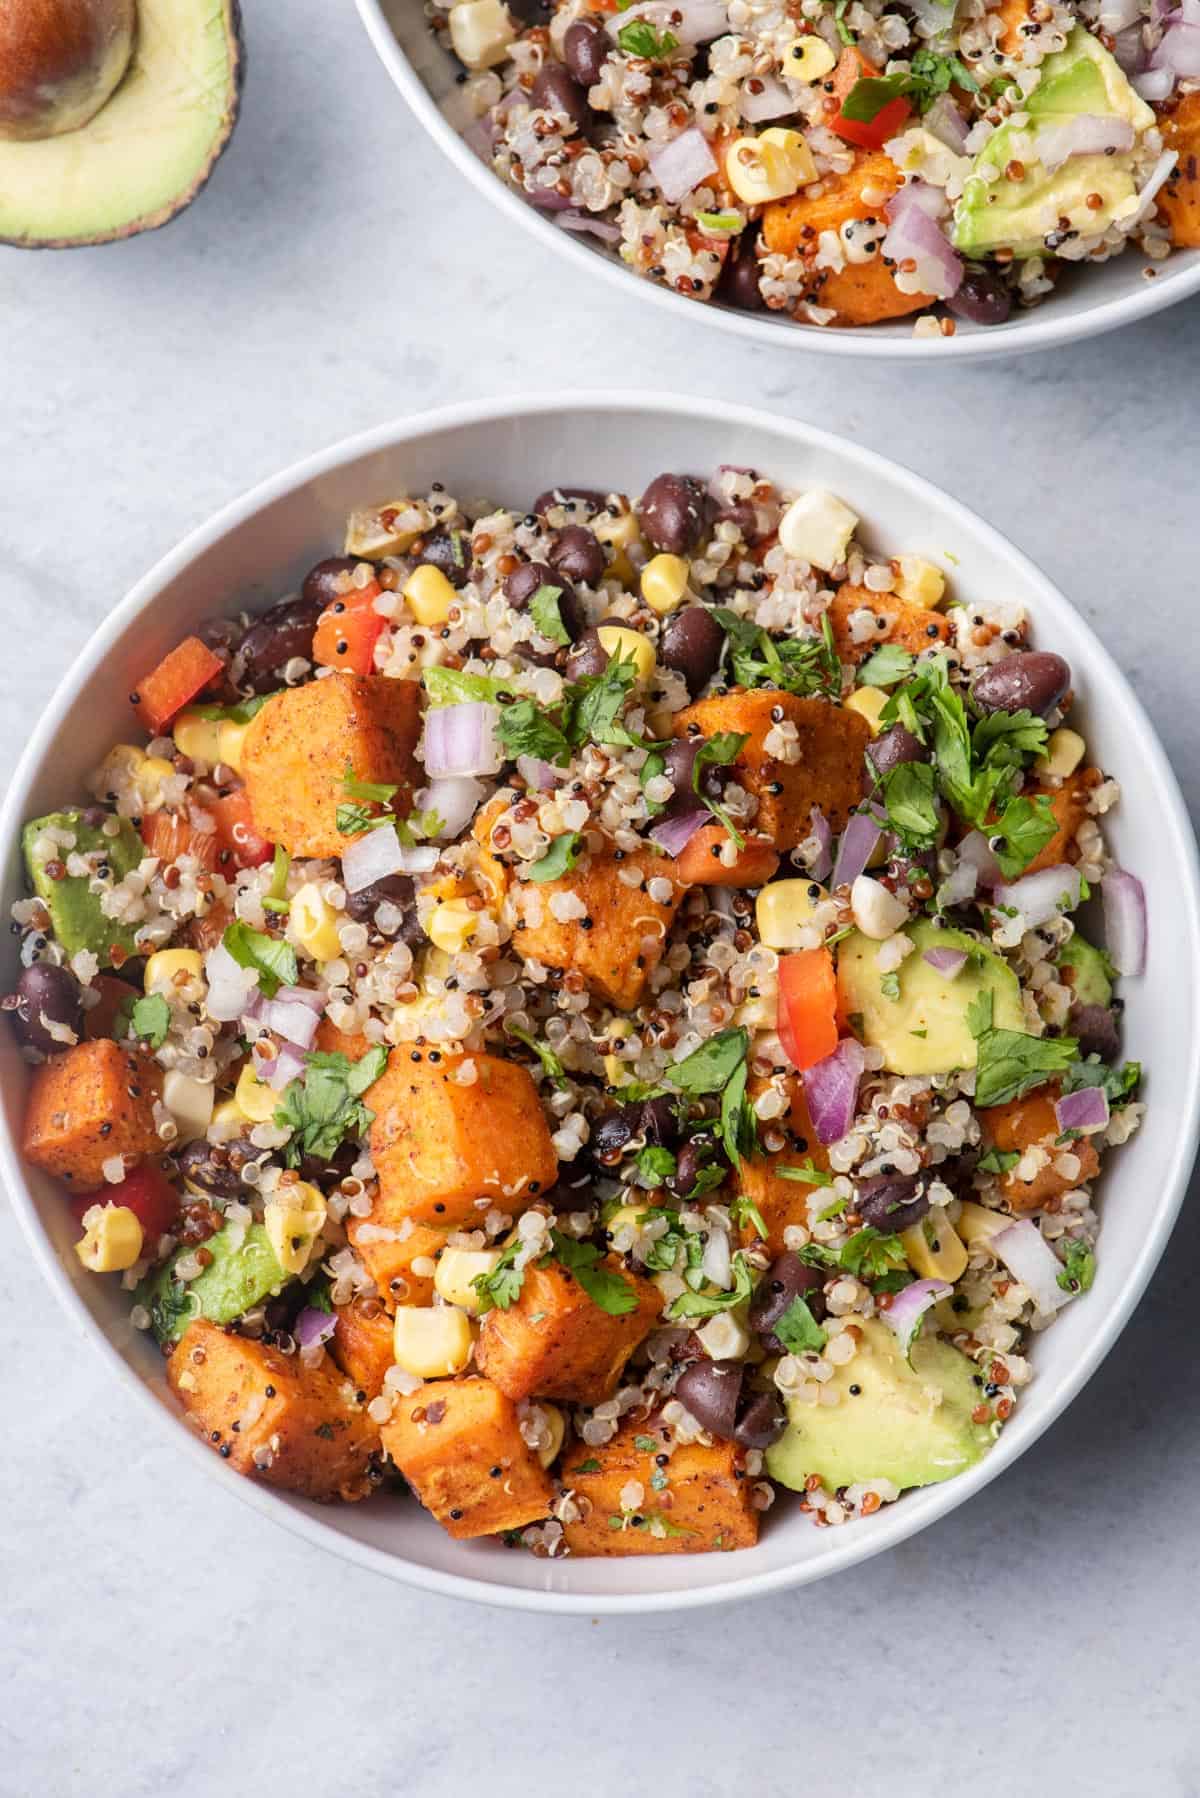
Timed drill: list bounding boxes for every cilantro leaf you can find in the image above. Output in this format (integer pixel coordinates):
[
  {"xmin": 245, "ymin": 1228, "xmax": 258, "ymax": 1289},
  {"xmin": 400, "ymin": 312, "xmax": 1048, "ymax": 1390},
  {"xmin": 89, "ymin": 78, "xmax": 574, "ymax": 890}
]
[
  {"xmin": 977, "ymin": 1147, "xmax": 1020, "ymax": 1175},
  {"xmin": 566, "ymin": 651, "xmax": 641, "ymax": 748},
  {"xmin": 423, "ymin": 666, "xmax": 513, "ymax": 707},
  {"xmin": 718, "ymin": 1055, "xmax": 759, "ymax": 1169},
  {"xmin": 668, "ymin": 1250, "xmax": 755, "ymax": 1319},
  {"xmin": 988, "ymin": 794, "xmax": 1058, "ymax": 881},
  {"xmin": 773, "ymin": 1295, "xmax": 827, "ymax": 1354},
  {"xmin": 505, "ymin": 1024, "xmax": 569, "ymax": 1090},
  {"xmin": 777, "ymin": 1161, "xmax": 834, "ymax": 1186},
  {"xmin": 670, "ymin": 1027, "xmax": 749, "ymax": 1097},
  {"xmin": 530, "ymin": 583, "xmax": 569, "ymax": 646},
  {"xmin": 881, "ymin": 760, "xmax": 940, "ymax": 849},
  {"xmin": 636, "ymin": 1144, "xmax": 677, "ymax": 1184},
  {"xmin": 273, "ymin": 1045, "xmax": 388, "ymax": 1166},
  {"xmin": 221, "ymin": 920, "xmax": 298, "ymax": 999},
  {"xmin": 838, "ymin": 1226, "xmax": 907, "ymax": 1281},
  {"xmin": 472, "ymin": 1238, "xmax": 526, "ymax": 1316},
  {"xmin": 693, "ymin": 730, "xmax": 748, "ymax": 850},
  {"xmin": 728, "ymin": 1189, "xmax": 767, "ymax": 1238},
  {"xmin": 129, "ymin": 992, "xmax": 171, "ymax": 1049},
  {"xmin": 856, "ymin": 643, "xmax": 915, "ymax": 689},
  {"xmin": 839, "ymin": 70, "xmax": 910, "ymax": 122},
  {"xmin": 1062, "ymin": 1056, "xmax": 1141, "ymax": 1106},
  {"xmin": 194, "ymin": 694, "xmax": 271, "ymax": 725},
  {"xmin": 967, "ymin": 989, "xmax": 1079, "ymax": 1108},
  {"xmin": 552, "ymin": 1232, "xmax": 639, "ymax": 1315},
  {"xmin": 617, "ymin": 18, "xmax": 678, "ymax": 56},
  {"xmin": 342, "ymin": 764, "xmax": 399, "ymax": 808},
  {"xmin": 906, "ymin": 46, "xmax": 980, "ymax": 108},
  {"xmin": 496, "ymin": 698, "xmax": 571, "ymax": 766},
  {"xmin": 1056, "ymin": 1239, "xmax": 1096, "ymax": 1295},
  {"xmin": 713, "ymin": 609, "xmax": 840, "ymax": 700},
  {"xmin": 528, "ymin": 831, "xmax": 583, "ymax": 882}
]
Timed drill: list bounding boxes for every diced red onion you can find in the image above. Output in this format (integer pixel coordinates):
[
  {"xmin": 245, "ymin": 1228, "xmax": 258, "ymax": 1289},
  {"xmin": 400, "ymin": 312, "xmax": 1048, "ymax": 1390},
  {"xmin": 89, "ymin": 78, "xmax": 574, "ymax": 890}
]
[
  {"xmin": 527, "ymin": 184, "xmax": 576, "ymax": 212},
  {"xmin": 295, "ymin": 1306, "xmax": 337, "ymax": 1349},
  {"xmin": 922, "ymin": 946, "xmax": 968, "ymax": 979},
  {"xmin": 924, "ymin": 94, "xmax": 969, "ymax": 154},
  {"xmin": 1112, "ymin": 23, "xmax": 1148, "ymax": 70},
  {"xmin": 203, "ymin": 941, "xmax": 259, "ymax": 1021},
  {"xmin": 1099, "ymin": 0, "xmax": 1143, "ymax": 30},
  {"xmin": 991, "ymin": 863, "xmax": 1082, "ymax": 930},
  {"xmin": 607, "ymin": 0, "xmax": 730, "ymax": 45},
  {"xmin": 262, "ymin": 997, "xmax": 321, "ymax": 1049},
  {"xmin": 883, "ymin": 181, "xmax": 964, "ymax": 299},
  {"xmin": 938, "ymin": 860, "xmax": 978, "ymax": 909},
  {"xmin": 1035, "ymin": 115, "xmax": 1134, "ymax": 170},
  {"xmin": 259, "ymin": 1040, "xmax": 307, "ymax": 1092},
  {"xmin": 516, "ymin": 755, "xmax": 562, "ymax": 792},
  {"xmin": 422, "ymin": 701, "xmax": 502, "ymax": 778},
  {"xmin": 651, "ymin": 808, "xmax": 709, "ymax": 856},
  {"xmin": 1153, "ymin": 17, "xmax": 1200, "ymax": 71},
  {"xmin": 808, "ymin": 806, "xmax": 833, "ymax": 883},
  {"xmin": 1134, "ymin": 64, "xmax": 1177, "ymax": 98},
  {"xmin": 700, "ymin": 1223, "xmax": 732, "ymax": 1288},
  {"xmin": 1102, "ymin": 868, "xmax": 1147, "ymax": 976},
  {"xmin": 1125, "ymin": 148, "xmax": 1181, "ymax": 224},
  {"xmin": 341, "ymin": 823, "xmax": 406, "ymax": 894},
  {"xmin": 957, "ymin": 829, "xmax": 1003, "ymax": 891},
  {"xmin": 803, "ymin": 1038, "xmax": 867, "ymax": 1146},
  {"xmin": 273, "ymin": 985, "xmax": 327, "ymax": 1014},
  {"xmin": 740, "ymin": 75, "xmax": 796, "ymax": 122},
  {"xmin": 1055, "ymin": 1086, "xmax": 1111, "ymax": 1135},
  {"xmin": 884, "ymin": 1277, "xmax": 953, "ymax": 1356},
  {"xmin": 418, "ymin": 776, "xmax": 488, "ymax": 839},
  {"xmin": 993, "ymin": 1220, "xmax": 1072, "ymax": 1315},
  {"xmin": 558, "ymin": 210, "xmax": 623, "ymax": 245},
  {"xmin": 647, "ymin": 127, "xmax": 718, "ymax": 204},
  {"xmin": 832, "ymin": 810, "xmax": 881, "ymax": 889}
]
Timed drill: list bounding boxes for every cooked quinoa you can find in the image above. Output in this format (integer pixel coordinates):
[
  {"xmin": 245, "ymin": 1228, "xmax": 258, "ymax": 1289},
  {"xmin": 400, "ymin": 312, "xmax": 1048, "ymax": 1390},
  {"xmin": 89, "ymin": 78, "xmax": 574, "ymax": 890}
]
[
  {"xmin": 7, "ymin": 463, "xmax": 1146, "ymax": 1555},
  {"xmin": 427, "ymin": 0, "xmax": 1199, "ymax": 333}
]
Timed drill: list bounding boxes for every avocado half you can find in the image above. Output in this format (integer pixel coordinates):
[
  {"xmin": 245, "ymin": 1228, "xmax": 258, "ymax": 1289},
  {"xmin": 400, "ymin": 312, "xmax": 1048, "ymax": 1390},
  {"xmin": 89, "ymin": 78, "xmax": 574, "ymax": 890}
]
[{"xmin": 0, "ymin": 0, "xmax": 243, "ymax": 249}]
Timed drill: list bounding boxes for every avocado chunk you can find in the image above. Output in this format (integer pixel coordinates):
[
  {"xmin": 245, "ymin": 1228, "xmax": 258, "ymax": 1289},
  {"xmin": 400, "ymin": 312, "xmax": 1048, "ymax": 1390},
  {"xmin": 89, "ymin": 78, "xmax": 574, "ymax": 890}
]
[
  {"xmin": 766, "ymin": 1317, "xmax": 992, "ymax": 1493},
  {"xmin": 953, "ymin": 27, "xmax": 1154, "ymax": 259},
  {"xmin": 1055, "ymin": 932, "xmax": 1114, "ymax": 1007},
  {"xmin": 22, "ymin": 809, "xmax": 144, "ymax": 968},
  {"xmin": 0, "ymin": 0, "xmax": 243, "ymax": 249},
  {"xmin": 137, "ymin": 1221, "xmax": 289, "ymax": 1346},
  {"xmin": 836, "ymin": 918, "xmax": 1024, "ymax": 1078}
]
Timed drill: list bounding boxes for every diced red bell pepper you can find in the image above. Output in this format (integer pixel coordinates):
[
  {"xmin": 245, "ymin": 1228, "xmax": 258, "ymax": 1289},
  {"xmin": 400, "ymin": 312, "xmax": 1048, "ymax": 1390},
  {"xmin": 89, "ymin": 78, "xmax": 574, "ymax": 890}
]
[
  {"xmin": 827, "ymin": 46, "xmax": 911, "ymax": 150},
  {"xmin": 141, "ymin": 809, "xmax": 222, "ymax": 872},
  {"xmin": 777, "ymin": 948, "xmax": 840, "ymax": 1072},
  {"xmin": 209, "ymin": 787, "xmax": 274, "ymax": 868},
  {"xmin": 70, "ymin": 1163, "xmax": 180, "ymax": 1243},
  {"xmin": 131, "ymin": 637, "xmax": 224, "ymax": 735},
  {"xmin": 313, "ymin": 580, "xmax": 386, "ymax": 677}
]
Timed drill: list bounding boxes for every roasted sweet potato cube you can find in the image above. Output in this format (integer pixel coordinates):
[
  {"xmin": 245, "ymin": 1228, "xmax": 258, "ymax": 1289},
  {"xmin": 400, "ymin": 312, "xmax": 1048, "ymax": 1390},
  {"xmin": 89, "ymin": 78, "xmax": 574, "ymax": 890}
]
[
  {"xmin": 380, "ymin": 1376, "xmax": 554, "ymax": 1539},
  {"xmin": 735, "ymin": 1080, "xmax": 832, "ymax": 1252},
  {"xmin": 346, "ymin": 1212, "xmax": 443, "ymax": 1309},
  {"xmin": 674, "ymin": 690, "xmax": 869, "ymax": 849},
  {"xmin": 980, "ymin": 1088, "xmax": 1100, "ymax": 1213},
  {"xmin": 762, "ymin": 153, "xmax": 932, "ymax": 325},
  {"xmin": 241, "ymin": 672, "xmax": 421, "ymax": 858},
  {"xmin": 22, "ymin": 1038, "xmax": 163, "ymax": 1192},
  {"xmin": 1021, "ymin": 767, "xmax": 1101, "ymax": 874},
  {"xmin": 477, "ymin": 1255, "xmax": 662, "ymax": 1405},
  {"xmin": 830, "ymin": 581, "xmax": 950, "ymax": 667},
  {"xmin": 508, "ymin": 846, "xmax": 685, "ymax": 1010},
  {"xmin": 1160, "ymin": 95, "xmax": 1200, "ymax": 246},
  {"xmin": 996, "ymin": 0, "xmax": 1032, "ymax": 54},
  {"xmin": 367, "ymin": 1049, "xmax": 558, "ymax": 1230},
  {"xmin": 332, "ymin": 1297, "xmax": 396, "ymax": 1399},
  {"xmin": 314, "ymin": 1015, "xmax": 376, "ymax": 1063},
  {"xmin": 167, "ymin": 1319, "xmax": 379, "ymax": 1502},
  {"xmin": 673, "ymin": 826, "xmax": 780, "ymax": 889},
  {"xmin": 562, "ymin": 1415, "xmax": 758, "ymax": 1556}
]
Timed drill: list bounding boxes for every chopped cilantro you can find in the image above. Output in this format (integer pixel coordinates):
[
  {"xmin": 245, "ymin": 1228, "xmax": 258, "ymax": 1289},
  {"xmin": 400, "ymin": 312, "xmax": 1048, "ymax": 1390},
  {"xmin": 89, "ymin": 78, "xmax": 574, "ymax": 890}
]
[
  {"xmin": 617, "ymin": 18, "xmax": 679, "ymax": 56},
  {"xmin": 977, "ymin": 1146, "xmax": 1020, "ymax": 1175},
  {"xmin": 670, "ymin": 1027, "xmax": 749, "ymax": 1097},
  {"xmin": 668, "ymin": 1249, "xmax": 755, "ymax": 1319},
  {"xmin": 987, "ymin": 793, "xmax": 1058, "ymax": 881},
  {"xmin": 528, "ymin": 831, "xmax": 583, "ymax": 882},
  {"xmin": 423, "ymin": 665, "xmax": 512, "ymax": 707},
  {"xmin": 553, "ymin": 1232, "xmax": 639, "ymax": 1315},
  {"xmin": 221, "ymin": 920, "xmax": 298, "ymax": 998},
  {"xmin": 693, "ymin": 730, "xmax": 749, "ymax": 849},
  {"xmin": 1056, "ymin": 1239, "xmax": 1096, "ymax": 1295},
  {"xmin": 777, "ymin": 1161, "xmax": 834, "ymax": 1186},
  {"xmin": 880, "ymin": 971, "xmax": 902, "ymax": 1002},
  {"xmin": 129, "ymin": 992, "xmax": 170, "ymax": 1050},
  {"xmin": 773, "ymin": 1295, "xmax": 827, "ymax": 1354},
  {"xmin": 714, "ymin": 608, "xmax": 840, "ymax": 700},
  {"xmin": 496, "ymin": 698, "xmax": 571, "ymax": 766},
  {"xmin": 530, "ymin": 582, "xmax": 569, "ymax": 646},
  {"xmin": 1062, "ymin": 1056, "xmax": 1142, "ymax": 1106},
  {"xmin": 967, "ymin": 989, "xmax": 1079, "ymax": 1108},
  {"xmin": 637, "ymin": 1144, "xmax": 678, "ymax": 1184},
  {"xmin": 729, "ymin": 1190, "xmax": 768, "ymax": 1239},
  {"xmin": 856, "ymin": 643, "xmax": 915, "ymax": 689},
  {"xmin": 881, "ymin": 761, "xmax": 940, "ymax": 850},
  {"xmin": 472, "ymin": 1238, "xmax": 526, "ymax": 1316},
  {"xmin": 505, "ymin": 1024, "xmax": 569, "ymax": 1091},
  {"xmin": 571, "ymin": 1458, "xmax": 601, "ymax": 1475},
  {"xmin": 194, "ymin": 694, "xmax": 271, "ymax": 725},
  {"xmin": 274, "ymin": 1045, "xmax": 388, "ymax": 1166}
]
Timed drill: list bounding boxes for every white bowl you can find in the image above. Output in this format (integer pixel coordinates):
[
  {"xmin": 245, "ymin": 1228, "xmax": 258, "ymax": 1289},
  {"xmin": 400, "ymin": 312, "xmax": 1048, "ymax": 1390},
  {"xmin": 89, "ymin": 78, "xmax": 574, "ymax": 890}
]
[
  {"xmin": 355, "ymin": 0, "xmax": 1200, "ymax": 362},
  {"xmin": 3, "ymin": 392, "xmax": 1197, "ymax": 1612}
]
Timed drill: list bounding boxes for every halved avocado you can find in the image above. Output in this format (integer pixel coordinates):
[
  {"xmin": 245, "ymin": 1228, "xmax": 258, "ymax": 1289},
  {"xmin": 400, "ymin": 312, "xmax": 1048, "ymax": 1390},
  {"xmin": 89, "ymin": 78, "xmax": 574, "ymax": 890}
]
[{"xmin": 0, "ymin": 0, "xmax": 243, "ymax": 249}]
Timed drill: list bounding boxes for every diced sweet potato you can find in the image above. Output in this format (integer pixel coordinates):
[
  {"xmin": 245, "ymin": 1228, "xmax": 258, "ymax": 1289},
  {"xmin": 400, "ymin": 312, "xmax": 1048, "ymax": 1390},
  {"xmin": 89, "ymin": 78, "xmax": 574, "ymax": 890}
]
[
  {"xmin": 762, "ymin": 153, "xmax": 933, "ymax": 325},
  {"xmin": 1160, "ymin": 95, "xmax": 1200, "ymax": 246},
  {"xmin": 673, "ymin": 826, "xmax": 780, "ymax": 889},
  {"xmin": 167, "ymin": 1319, "xmax": 379, "ymax": 1502},
  {"xmin": 241, "ymin": 673, "xmax": 421, "ymax": 858},
  {"xmin": 1021, "ymin": 767, "xmax": 1101, "ymax": 874},
  {"xmin": 996, "ymin": 0, "xmax": 1032, "ymax": 54},
  {"xmin": 314, "ymin": 1016, "xmax": 376, "ymax": 1063},
  {"xmin": 331, "ymin": 1296, "xmax": 396, "ymax": 1400},
  {"xmin": 380, "ymin": 1375, "xmax": 554, "ymax": 1539},
  {"xmin": 22, "ymin": 1038, "xmax": 164, "ymax": 1192},
  {"xmin": 980, "ymin": 1088, "xmax": 1100, "ymax": 1212},
  {"xmin": 508, "ymin": 846, "xmax": 685, "ymax": 1010},
  {"xmin": 477, "ymin": 1255, "xmax": 662, "ymax": 1405},
  {"xmin": 561, "ymin": 1415, "xmax": 758, "ymax": 1556},
  {"xmin": 367, "ymin": 1048, "xmax": 558, "ymax": 1230},
  {"xmin": 346, "ymin": 1212, "xmax": 443, "ymax": 1309},
  {"xmin": 735, "ymin": 1079, "xmax": 832, "ymax": 1251},
  {"xmin": 673, "ymin": 690, "xmax": 870, "ymax": 849},
  {"xmin": 830, "ymin": 581, "xmax": 950, "ymax": 667}
]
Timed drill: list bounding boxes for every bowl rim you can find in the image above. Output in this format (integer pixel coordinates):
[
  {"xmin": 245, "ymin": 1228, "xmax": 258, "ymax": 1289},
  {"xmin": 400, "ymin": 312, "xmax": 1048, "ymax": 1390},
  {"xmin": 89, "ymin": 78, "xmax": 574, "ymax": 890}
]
[
  {"xmin": 353, "ymin": 0, "xmax": 1200, "ymax": 364},
  {"xmin": 3, "ymin": 389, "xmax": 1198, "ymax": 1614}
]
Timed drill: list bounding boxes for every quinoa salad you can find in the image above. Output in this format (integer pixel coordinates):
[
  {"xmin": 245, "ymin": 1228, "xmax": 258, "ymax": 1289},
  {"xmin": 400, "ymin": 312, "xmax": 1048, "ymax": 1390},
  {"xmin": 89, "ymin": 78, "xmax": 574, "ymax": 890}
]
[
  {"xmin": 8, "ymin": 465, "xmax": 1147, "ymax": 1556},
  {"xmin": 430, "ymin": 0, "xmax": 1200, "ymax": 333}
]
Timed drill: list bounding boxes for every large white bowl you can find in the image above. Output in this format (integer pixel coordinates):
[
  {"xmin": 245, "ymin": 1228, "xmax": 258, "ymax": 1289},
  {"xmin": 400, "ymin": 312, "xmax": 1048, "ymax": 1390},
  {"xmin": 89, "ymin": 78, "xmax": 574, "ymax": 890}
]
[
  {"xmin": 355, "ymin": 0, "xmax": 1200, "ymax": 362},
  {"xmin": 3, "ymin": 393, "xmax": 1197, "ymax": 1612}
]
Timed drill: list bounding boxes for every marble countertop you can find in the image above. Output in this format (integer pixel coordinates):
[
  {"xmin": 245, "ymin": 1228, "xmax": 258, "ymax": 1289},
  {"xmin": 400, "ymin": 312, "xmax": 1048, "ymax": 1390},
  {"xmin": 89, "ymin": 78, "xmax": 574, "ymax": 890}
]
[{"xmin": 2, "ymin": 3, "xmax": 1198, "ymax": 1793}]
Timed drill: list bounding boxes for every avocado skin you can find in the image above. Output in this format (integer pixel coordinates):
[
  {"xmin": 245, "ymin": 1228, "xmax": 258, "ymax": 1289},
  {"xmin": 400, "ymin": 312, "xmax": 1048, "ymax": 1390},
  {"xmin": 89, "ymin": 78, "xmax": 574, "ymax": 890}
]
[
  {"xmin": 1055, "ymin": 934, "xmax": 1114, "ymax": 1008},
  {"xmin": 22, "ymin": 809, "xmax": 144, "ymax": 968},
  {"xmin": 766, "ymin": 1317, "xmax": 993, "ymax": 1493},
  {"xmin": 137, "ymin": 1222, "xmax": 289, "ymax": 1346}
]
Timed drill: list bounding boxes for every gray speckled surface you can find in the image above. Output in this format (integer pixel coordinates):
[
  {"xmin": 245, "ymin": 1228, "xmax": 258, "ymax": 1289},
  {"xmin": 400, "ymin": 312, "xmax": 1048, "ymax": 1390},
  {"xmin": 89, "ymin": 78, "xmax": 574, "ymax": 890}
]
[{"xmin": 1, "ymin": 4, "xmax": 1199, "ymax": 1793}]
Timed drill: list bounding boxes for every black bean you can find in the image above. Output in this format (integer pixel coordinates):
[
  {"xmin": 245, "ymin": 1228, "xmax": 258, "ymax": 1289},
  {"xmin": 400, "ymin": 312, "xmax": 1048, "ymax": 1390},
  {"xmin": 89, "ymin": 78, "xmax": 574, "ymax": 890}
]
[
  {"xmin": 637, "ymin": 473, "xmax": 712, "ymax": 555},
  {"xmin": 301, "ymin": 556, "xmax": 361, "ymax": 609},
  {"xmin": 972, "ymin": 651, "xmax": 1070, "ymax": 718},
  {"xmin": 564, "ymin": 17, "xmax": 610, "ymax": 86},
  {"xmin": 531, "ymin": 485, "xmax": 610, "ymax": 517},
  {"xmin": 637, "ymin": 1094, "xmax": 680, "ymax": 1149},
  {"xmin": 590, "ymin": 1108, "xmax": 637, "ymax": 1165},
  {"xmin": 546, "ymin": 1166, "xmax": 594, "ymax": 1212},
  {"xmin": 662, "ymin": 736, "xmax": 722, "ymax": 811},
  {"xmin": 507, "ymin": 0, "xmax": 553, "ymax": 21},
  {"xmin": 231, "ymin": 594, "xmax": 325, "ymax": 694},
  {"xmin": 660, "ymin": 605, "xmax": 725, "ymax": 697},
  {"xmin": 299, "ymin": 1139, "xmax": 364, "ymax": 1191},
  {"xmin": 342, "ymin": 873, "xmax": 422, "ymax": 947},
  {"xmin": 504, "ymin": 560, "xmax": 583, "ymax": 642},
  {"xmin": 866, "ymin": 724, "xmax": 929, "ymax": 786},
  {"xmin": 10, "ymin": 963, "xmax": 83, "ymax": 1056},
  {"xmin": 549, "ymin": 524, "xmax": 606, "ymax": 586},
  {"xmin": 530, "ymin": 61, "xmax": 591, "ymax": 132},
  {"xmin": 674, "ymin": 1358, "xmax": 744, "ymax": 1439},
  {"xmin": 748, "ymin": 1253, "xmax": 827, "ymax": 1353},
  {"xmin": 734, "ymin": 1390, "xmax": 787, "ymax": 1450},
  {"xmin": 947, "ymin": 268, "xmax": 1012, "ymax": 327},
  {"xmin": 855, "ymin": 1173, "xmax": 930, "ymax": 1234},
  {"xmin": 668, "ymin": 1133, "xmax": 725, "ymax": 1198},
  {"xmin": 565, "ymin": 627, "xmax": 610, "ymax": 682},
  {"xmin": 1069, "ymin": 1002, "xmax": 1120, "ymax": 1063},
  {"xmin": 177, "ymin": 1138, "xmax": 245, "ymax": 1199},
  {"xmin": 718, "ymin": 234, "xmax": 764, "ymax": 311},
  {"xmin": 417, "ymin": 527, "xmax": 472, "ymax": 589}
]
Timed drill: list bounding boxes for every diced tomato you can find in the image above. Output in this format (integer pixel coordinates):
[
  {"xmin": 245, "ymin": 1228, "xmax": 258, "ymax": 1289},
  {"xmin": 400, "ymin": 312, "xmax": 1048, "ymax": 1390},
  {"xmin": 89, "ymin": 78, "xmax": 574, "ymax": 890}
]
[
  {"xmin": 140, "ymin": 809, "xmax": 222, "ymax": 872},
  {"xmin": 827, "ymin": 46, "xmax": 911, "ymax": 150},
  {"xmin": 131, "ymin": 637, "xmax": 224, "ymax": 735},
  {"xmin": 82, "ymin": 973, "xmax": 140, "ymax": 1042},
  {"xmin": 313, "ymin": 580, "xmax": 386, "ymax": 676},
  {"xmin": 209, "ymin": 788, "xmax": 274, "ymax": 868},
  {"xmin": 777, "ymin": 948, "xmax": 840, "ymax": 1072},
  {"xmin": 70, "ymin": 1163, "xmax": 180, "ymax": 1243}
]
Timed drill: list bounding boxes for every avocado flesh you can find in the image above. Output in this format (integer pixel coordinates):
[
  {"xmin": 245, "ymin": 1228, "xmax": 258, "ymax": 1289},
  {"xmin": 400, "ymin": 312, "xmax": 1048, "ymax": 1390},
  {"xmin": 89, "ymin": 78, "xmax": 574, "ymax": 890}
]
[
  {"xmin": 22, "ymin": 810, "xmax": 144, "ymax": 968},
  {"xmin": 836, "ymin": 918, "xmax": 1024, "ymax": 1078},
  {"xmin": 0, "ymin": 0, "xmax": 242, "ymax": 249},
  {"xmin": 1055, "ymin": 933, "xmax": 1114, "ymax": 1008},
  {"xmin": 953, "ymin": 27, "xmax": 1154, "ymax": 259},
  {"xmin": 138, "ymin": 1222, "xmax": 289, "ymax": 1346},
  {"xmin": 766, "ymin": 1317, "xmax": 993, "ymax": 1493}
]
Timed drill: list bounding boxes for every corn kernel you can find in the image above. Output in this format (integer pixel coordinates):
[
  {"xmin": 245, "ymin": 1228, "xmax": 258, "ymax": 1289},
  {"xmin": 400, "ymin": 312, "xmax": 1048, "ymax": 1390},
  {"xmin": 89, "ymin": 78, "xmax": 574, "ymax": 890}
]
[
  {"xmin": 1035, "ymin": 727, "xmax": 1086, "ymax": 781},
  {"xmin": 760, "ymin": 126, "xmax": 818, "ymax": 186},
  {"xmin": 605, "ymin": 1202, "xmax": 649, "ymax": 1237},
  {"xmin": 162, "ymin": 1069, "xmax": 215, "ymax": 1144},
  {"xmin": 448, "ymin": 0, "xmax": 515, "ymax": 68},
  {"xmin": 778, "ymin": 490, "xmax": 859, "ymax": 570},
  {"xmin": 696, "ymin": 1312, "xmax": 752, "ymax": 1360},
  {"xmin": 264, "ymin": 1181, "xmax": 327, "ymax": 1276},
  {"xmin": 535, "ymin": 1402, "xmax": 566, "ymax": 1469},
  {"xmin": 427, "ymin": 897, "xmax": 481, "ymax": 955},
  {"xmin": 604, "ymin": 1053, "xmax": 634, "ymax": 1088},
  {"xmin": 208, "ymin": 1096, "xmax": 250, "ymax": 1140},
  {"xmin": 217, "ymin": 719, "xmax": 251, "ymax": 774},
  {"xmin": 404, "ymin": 563, "xmax": 458, "ymax": 627},
  {"xmin": 640, "ymin": 553, "xmax": 690, "ymax": 616},
  {"xmin": 434, "ymin": 1247, "xmax": 500, "ymax": 1313},
  {"xmin": 895, "ymin": 555, "xmax": 946, "ymax": 610},
  {"xmin": 755, "ymin": 878, "xmax": 829, "ymax": 951},
  {"xmin": 391, "ymin": 1305, "xmax": 475, "ymax": 1379},
  {"xmin": 596, "ymin": 624, "xmax": 655, "ymax": 682},
  {"xmin": 144, "ymin": 948, "xmax": 203, "ymax": 993},
  {"xmin": 235, "ymin": 1061, "xmax": 285, "ymax": 1123},
  {"xmin": 291, "ymin": 881, "xmax": 343, "ymax": 962},
  {"xmin": 75, "ymin": 1203, "xmax": 144, "ymax": 1273},
  {"xmin": 726, "ymin": 135, "xmax": 804, "ymax": 204},
  {"xmin": 901, "ymin": 1207, "xmax": 968, "ymax": 1282},
  {"xmin": 172, "ymin": 710, "xmax": 225, "ymax": 765},
  {"xmin": 781, "ymin": 34, "xmax": 836, "ymax": 81},
  {"xmin": 96, "ymin": 744, "xmax": 175, "ymax": 810},
  {"xmin": 592, "ymin": 510, "xmax": 640, "ymax": 556},
  {"xmin": 844, "ymin": 686, "xmax": 889, "ymax": 734},
  {"xmin": 957, "ymin": 1201, "xmax": 1012, "ymax": 1249}
]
